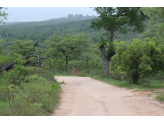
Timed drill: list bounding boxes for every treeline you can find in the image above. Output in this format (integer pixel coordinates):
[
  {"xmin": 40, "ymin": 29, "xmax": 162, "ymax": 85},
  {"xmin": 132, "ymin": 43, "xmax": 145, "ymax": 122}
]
[
  {"xmin": 0, "ymin": 17, "xmax": 149, "ymax": 49},
  {"xmin": 67, "ymin": 14, "xmax": 97, "ymax": 18}
]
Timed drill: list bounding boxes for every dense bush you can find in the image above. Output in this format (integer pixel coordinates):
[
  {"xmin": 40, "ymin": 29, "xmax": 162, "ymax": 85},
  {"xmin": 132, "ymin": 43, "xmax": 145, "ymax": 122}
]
[
  {"xmin": 112, "ymin": 37, "xmax": 164, "ymax": 84},
  {"xmin": 0, "ymin": 75, "xmax": 61, "ymax": 116},
  {"xmin": 0, "ymin": 55, "xmax": 13, "ymax": 66},
  {"xmin": 3, "ymin": 53, "xmax": 34, "ymax": 85},
  {"xmin": 0, "ymin": 53, "xmax": 62, "ymax": 116}
]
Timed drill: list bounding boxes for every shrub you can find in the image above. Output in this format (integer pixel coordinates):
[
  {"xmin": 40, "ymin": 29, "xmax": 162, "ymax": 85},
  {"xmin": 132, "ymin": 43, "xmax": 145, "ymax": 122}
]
[
  {"xmin": 0, "ymin": 74, "xmax": 61, "ymax": 116},
  {"xmin": 112, "ymin": 37, "xmax": 164, "ymax": 84},
  {"xmin": 0, "ymin": 55, "xmax": 13, "ymax": 66},
  {"xmin": 12, "ymin": 75, "xmax": 61, "ymax": 115},
  {"xmin": 3, "ymin": 53, "xmax": 34, "ymax": 85}
]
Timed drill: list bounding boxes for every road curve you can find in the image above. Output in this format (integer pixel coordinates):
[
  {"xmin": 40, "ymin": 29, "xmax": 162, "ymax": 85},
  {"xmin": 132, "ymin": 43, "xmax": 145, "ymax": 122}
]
[{"xmin": 50, "ymin": 76, "xmax": 164, "ymax": 116}]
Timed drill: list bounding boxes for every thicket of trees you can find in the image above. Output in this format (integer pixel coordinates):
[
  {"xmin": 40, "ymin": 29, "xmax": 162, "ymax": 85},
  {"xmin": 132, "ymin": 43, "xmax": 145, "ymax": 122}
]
[
  {"xmin": 67, "ymin": 14, "xmax": 97, "ymax": 18},
  {"xmin": 1, "ymin": 7, "xmax": 164, "ymax": 85},
  {"xmin": 90, "ymin": 7, "xmax": 148, "ymax": 77}
]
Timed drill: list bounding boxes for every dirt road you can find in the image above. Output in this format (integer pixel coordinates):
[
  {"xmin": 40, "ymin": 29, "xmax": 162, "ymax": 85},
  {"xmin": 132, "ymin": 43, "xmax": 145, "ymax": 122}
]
[{"xmin": 50, "ymin": 76, "xmax": 164, "ymax": 116}]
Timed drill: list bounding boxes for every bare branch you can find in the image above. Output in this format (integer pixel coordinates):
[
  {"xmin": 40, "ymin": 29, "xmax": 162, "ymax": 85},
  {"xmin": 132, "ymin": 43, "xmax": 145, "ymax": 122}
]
[
  {"xmin": 0, "ymin": 40, "xmax": 51, "ymax": 72},
  {"xmin": 33, "ymin": 40, "xmax": 39, "ymax": 52}
]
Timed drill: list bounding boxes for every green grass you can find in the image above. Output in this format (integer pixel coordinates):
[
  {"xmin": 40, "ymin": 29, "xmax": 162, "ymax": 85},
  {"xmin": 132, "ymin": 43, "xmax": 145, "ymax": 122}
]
[
  {"xmin": 92, "ymin": 75, "xmax": 164, "ymax": 91},
  {"xmin": 155, "ymin": 92, "xmax": 164, "ymax": 101},
  {"xmin": 153, "ymin": 91, "xmax": 164, "ymax": 102},
  {"xmin": 31, "ymin": 68, "xmax": 57, "ymax": 81},
  {"xmin": 92, "ymin": 76, "xmax": 145, "ymax": 90},
  {"xmin": 0, "ymin": 101, "xmax": 10, "ymax": 116}
]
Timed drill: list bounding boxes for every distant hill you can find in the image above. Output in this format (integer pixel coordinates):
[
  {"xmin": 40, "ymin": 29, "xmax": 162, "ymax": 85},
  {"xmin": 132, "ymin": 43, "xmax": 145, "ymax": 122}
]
[
  {"xmin": 0, "ymin": 16, "xmax": 149, "ymax": 48},
  {"xmin": 1, "ymin": 22, "xmax": 21, "ymax": 25}
]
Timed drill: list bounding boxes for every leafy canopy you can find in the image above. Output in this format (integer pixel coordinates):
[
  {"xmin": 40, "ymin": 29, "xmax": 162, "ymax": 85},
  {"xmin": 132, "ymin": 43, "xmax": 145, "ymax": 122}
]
[
  {"xmin": 7, "ymin": 40, "xmax": 34, "ymax": 56},
  {"xmin": 141, "ymin": 7, "xmax": 164, "ymax": 38},
  {"xmin": 90, "ymin": 7, "xmax": 147, "ymax": 35},
  {"xmin": 46, "ymin": 34, "xmax": 92, "ymax": 61},
  {"xmin": 112, "ymin": 37, "xmax": 164, "ymax": 84},
  {"xmin": 0, "ymin": 7, "xmax": 8, "ymax": 25}
]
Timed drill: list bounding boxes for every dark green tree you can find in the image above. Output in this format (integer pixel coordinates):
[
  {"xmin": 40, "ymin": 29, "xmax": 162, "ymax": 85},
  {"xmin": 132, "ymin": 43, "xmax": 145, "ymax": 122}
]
[
  {"xmin": 90, "ymin": 7, "xmax": 148, "ymax": 77},
  {"xmin": 1, "ymin": 30, "xmax": 6, "ymax": 38},
  {"xmin": 7, "ymin": 40, "xmax": 33, "ymax": 56},
  {"xmin": 46, "ymin": 34, "xmax": 92, "ymax": 72},
  {"xmin": 141, "ymin": 7, "xmax": 164, "ymax": 39},
  {"xmin": 112, "ymin": 37, "xmax": 164, "ymax": 84},
  {"xmin": 0, "ymin": 7, "xmax": 8, "ymax": 25}
]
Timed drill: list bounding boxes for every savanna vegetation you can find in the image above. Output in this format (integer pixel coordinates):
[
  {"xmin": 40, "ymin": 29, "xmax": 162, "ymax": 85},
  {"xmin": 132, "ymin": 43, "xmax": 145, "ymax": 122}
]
[{"xmin": 1, "ymin": 7, "xmax": 164, "ymax": 115}]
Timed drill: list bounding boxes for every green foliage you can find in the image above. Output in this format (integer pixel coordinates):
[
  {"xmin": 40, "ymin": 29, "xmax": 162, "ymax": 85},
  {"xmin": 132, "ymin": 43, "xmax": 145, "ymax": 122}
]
[
  {"xmin": 0, "ymin": 7, "xmax": 8, "ymax": 25},
  {"xmin": 109, "ymin": 59, "xmax": 127, "ymax": 81},
  {"xmin": 89, "ymin": 7, "xmax": 148, "ymax": 77},
  {"xmin": 0, "ymin": 74, "xmax": 61, "ymax": 116},
  {"xmin": 97, "ymin": 35, "xmax": 107, "ymax": 47},
  {"xmin": 156, "ymin": 91, "xmax": 164, "ymax": 101},
  {"xmin": 3, "ymin": 53, "xmax": 34, "ymax": 85},
  {"xmin": 7, "ymin": 40, "xmax": 33, "ymax": 56},
  {"xmin": 90, "ymin": 7, "xmax": 147, "ymax": 38},
  {"xmin": 11, "ymin": 75, "xmax": 61, "ymax": 115},
  {"xmin": 0, "ymin": 84, "xmax": 19, "ymax": 113},
  {"xmin": 60, "ymin": 80, "xmax": 66, "ymax": 85},
  {"xmin": 0, "ymin": 54, "xmax": 13, "ymax": 65},
  {"xmin": 141, "ymin": 7, "xmax": 164, "ymax": 38},
  {"xmin": 0, "ymin": 67, "xmax": 61, "ymax": 116},
  {"xmin": 46, "ymin": 34, "xmax": 92, "ymax": 72},
  {"xmin": 112, "ymin": 37, "xmax": 164, "ymax": 84},
  {"xmin": 154, "ymin": 70, "xmax": 164, "ymax": 84},
  {"xmin": 0, "ymin": 37, "xmax": 3, "ymax": 54},
  {"xmin": 0, "ymin": 16, "xmax": 148, "ymax": 49}
]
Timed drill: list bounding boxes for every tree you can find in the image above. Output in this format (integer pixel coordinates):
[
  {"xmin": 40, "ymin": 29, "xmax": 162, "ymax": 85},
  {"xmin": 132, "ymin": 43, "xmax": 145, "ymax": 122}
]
[
  {"xmin": 0, "ymin": 37, "xmax": 3, "ymax": 54},
  {"xmin": 1, "ymin": 41, "xmax": 51, "ymax": 73},
  {"xmin": 112, "ymin": 37, "xmax": 164, "ymax": 84},
  {"xmin": 67, "ymin": 14, "xmax": 74, "ymax": 18},
  {"xmin": 46, "ymin": 34, "xmax": 92, "ymax": 72},
  {"xmin": 0, "ymin": 7, "xmax": 8, "ymax": 24},
  {"xmin": 142, "ymin": 22, "xmax": 158, "ymax": 39},
  {"xmin": 141, "ymin": 7, "xmax": 164, "ymax": 39},
  {"xmin": 7, "ymin": 40, "xmax": 34, "ymax": 56},
  {"xmin": 90, "ymin": 7, "xmax": 148, "ymax": 77},
  {"xmin": 80, "ymin": 51, "xmax": 93, "ymax": 69}
]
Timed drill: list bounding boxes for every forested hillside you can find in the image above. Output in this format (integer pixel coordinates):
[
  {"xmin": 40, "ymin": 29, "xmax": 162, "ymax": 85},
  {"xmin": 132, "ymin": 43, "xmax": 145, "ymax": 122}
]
[{"xmin": 0, "ymin": 15, "xmax": 148, "ymax": 48}]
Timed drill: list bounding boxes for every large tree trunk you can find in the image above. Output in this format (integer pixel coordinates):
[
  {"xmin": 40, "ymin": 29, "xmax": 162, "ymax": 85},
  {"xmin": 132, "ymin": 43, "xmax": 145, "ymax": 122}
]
[
  {"xmin": 87, "ymin": 59, "xmax": 89, "ymax": 69},
  {"xmin": 110, "ymin": 28, "xmax": 114, "ymax": 42},
  {"xmin": 66, "ymin": 57, "xmax": 68, "ymax": 73},
  {"xmin": 0, "ymin": 62, "xmax": 15, "ymax": 73},
  {"xmin": 82, "ymin": 59, "xmax": 83, "ymax": 70},
  {"xmin": 105, "ymin": 59, "xmax": 110, "ymax": 77},
  {"xmin": 153, "ymin": 65, "xmax": 156, "ymax": 77},
  {"xmin": 100, "ymin": 46, "xmax": 109, "ymax": 77},
  {"xmin": 99, "ymin": 29, "xmax": 115, "ymax": 77}
]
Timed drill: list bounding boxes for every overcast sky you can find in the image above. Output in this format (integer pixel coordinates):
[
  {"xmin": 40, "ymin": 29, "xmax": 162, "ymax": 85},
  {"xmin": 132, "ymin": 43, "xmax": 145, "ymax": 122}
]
[{"xmin": 4, "ymin": 7, "xmax": 98, "ymax": 22}]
